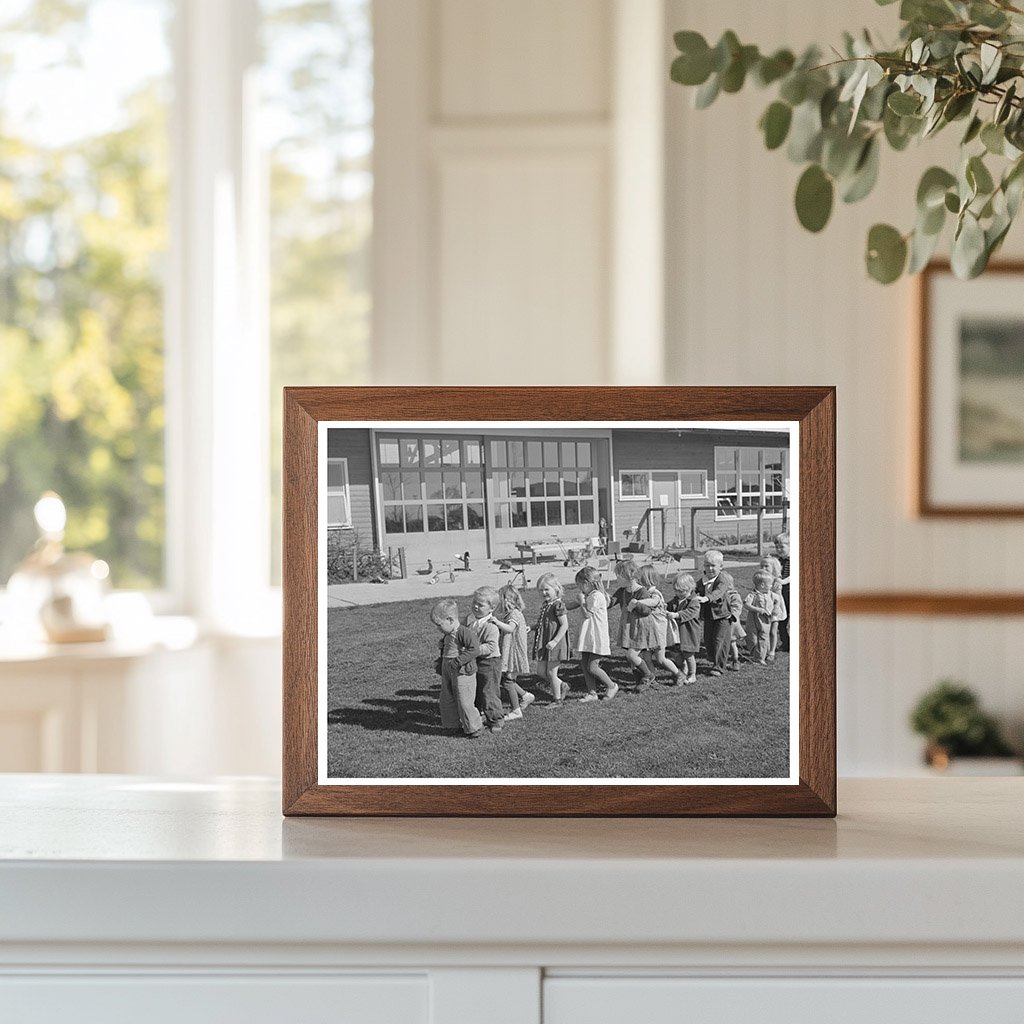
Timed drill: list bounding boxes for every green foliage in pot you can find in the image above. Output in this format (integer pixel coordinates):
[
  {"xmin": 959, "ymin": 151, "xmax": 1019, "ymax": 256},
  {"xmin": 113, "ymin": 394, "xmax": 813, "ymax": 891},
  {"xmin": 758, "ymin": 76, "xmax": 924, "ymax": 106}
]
[
  {"xmin": 909, "ymin": 679, "xmax": 1015, "ymax": 756},
  {"xmin": 670, "ymin": 0, "xmax": 1024, "ymax": 283}
]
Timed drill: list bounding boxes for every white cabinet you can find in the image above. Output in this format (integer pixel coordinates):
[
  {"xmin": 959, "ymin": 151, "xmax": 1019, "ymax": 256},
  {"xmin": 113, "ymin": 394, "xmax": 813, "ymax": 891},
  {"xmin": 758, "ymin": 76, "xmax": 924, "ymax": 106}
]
[
  {"xmin": 2, "ymin": 778, "xmax": 1023, "ymax": 1024},
  {"xmin": 0, "ymin": 975, "xmax": 428, "ymax": 1024},
  {"xmin": 544, "ymin": 978, "xmax": 1024, "ymax": 1024}
]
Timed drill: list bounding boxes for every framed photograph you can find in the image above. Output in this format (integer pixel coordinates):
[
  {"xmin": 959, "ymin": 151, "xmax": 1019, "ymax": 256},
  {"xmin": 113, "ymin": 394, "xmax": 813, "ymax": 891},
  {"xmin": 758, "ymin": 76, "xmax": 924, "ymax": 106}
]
[
  {"xmin": 283, "ymin": 387, "xmax": 836, "ymax": 816},
  {"xmin": 918, "ymin": 261, "xmax": 1024, "ymax": 516}
]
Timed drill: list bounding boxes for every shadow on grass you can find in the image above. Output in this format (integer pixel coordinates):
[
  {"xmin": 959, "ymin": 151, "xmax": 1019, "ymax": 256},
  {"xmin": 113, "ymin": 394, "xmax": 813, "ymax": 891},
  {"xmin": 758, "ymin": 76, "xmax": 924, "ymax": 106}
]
[{"xmin": 327, "ymin": 686, "xmax": 452, "ymax": 736}]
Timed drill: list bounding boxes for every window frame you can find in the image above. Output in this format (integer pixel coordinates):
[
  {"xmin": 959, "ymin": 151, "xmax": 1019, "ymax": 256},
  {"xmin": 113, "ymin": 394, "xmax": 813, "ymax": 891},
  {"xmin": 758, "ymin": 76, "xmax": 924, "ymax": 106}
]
[
  {"xmin": 326, "ymin": 458, "xmax": 352, "ymax": 529},
  {"xmin": 491, "ymin": 438, "xmax": 597, "ymax": 531},
  {"xmin": 618, "ymin": 470, "xmax": 652, "ymax": 502},
  {"xmin": 713, "ymin": 447, "xmax": 790, "ymax": 521}
]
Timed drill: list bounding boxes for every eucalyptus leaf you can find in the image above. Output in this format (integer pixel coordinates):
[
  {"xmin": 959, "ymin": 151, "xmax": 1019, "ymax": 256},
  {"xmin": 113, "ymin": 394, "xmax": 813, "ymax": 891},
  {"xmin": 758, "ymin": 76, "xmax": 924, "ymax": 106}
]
[
  {"xmin": 842, "ymin": 137, "xmax": 881, "ymax": 203},
  {"xmin": 944, "ymin": 190, "xmax": 961, "ymax": 213},
  {"xmin": 967, "ymin": 154, "xmax": 995, "ymax": 195},
  {"xmin": 962, "ymin": 115, "xmax": 983, "ymax": 145},
  {"xmin": 710, "ymin": 31, "xmax": 740, "ymax": 73},
  {"xmin": 888, "ymin": 90, "xmax": 921, "ymax": 115},
  {"xmin": 779, "ymin": 74, "xmax": 807, "ymax": 106},
  {"xmin": 951, "ymin": 211, "xmax": 986, "ymax": 278},
  {"xmin": 760, "ymin": 101, "xmax": 793, "ymax": 150},
  {"xmin": 754, "ymin": 49, "xmax": 795, "ymax": 87},
  {"xmin": 980, "ymin": 42, "xmax": 1002, "ymax": 86},
  {"xmin": 981, "ymin": 122, "xmax": 1005, "ymax": 155},
  {"xmin": 908, "ymin": 221, "xmax": 943, "ymax": 273},
  {"xmin": 866, "ymin": 223, "xmax": 908, "ymax": 284},
  {"xmin": 787, "ymin": 100, "xmax": 824, "ymax": 162},
  {"xmin": 795, "ymin": 164, "xmax": 834, "ymax": 232},
  {"xmin": 917, "ymin": 166, "xmax": 957, "ymax": 209},
  {"xmin": 694, "ymin": 73, "xmax": 721, "ymax": 110}
]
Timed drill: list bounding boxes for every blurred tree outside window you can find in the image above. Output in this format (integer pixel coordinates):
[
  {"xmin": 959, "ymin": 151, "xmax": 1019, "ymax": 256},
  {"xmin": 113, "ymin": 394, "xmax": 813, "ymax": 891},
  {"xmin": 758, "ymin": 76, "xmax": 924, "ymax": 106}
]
[
  {"xmin": 0, "ymin": 0, "xmax": 172, "ymax": 589},
  {"xmin": 262, "ymin": 0, "xmax": 372, "ymax": 583}
]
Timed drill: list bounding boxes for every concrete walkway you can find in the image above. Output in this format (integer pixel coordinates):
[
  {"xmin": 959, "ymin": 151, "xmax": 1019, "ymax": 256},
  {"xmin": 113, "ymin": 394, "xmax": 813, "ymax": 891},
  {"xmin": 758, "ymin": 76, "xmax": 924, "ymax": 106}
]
[{"xmin": 326, "ymin": 555, "xmax": 759, "ymax": 608}]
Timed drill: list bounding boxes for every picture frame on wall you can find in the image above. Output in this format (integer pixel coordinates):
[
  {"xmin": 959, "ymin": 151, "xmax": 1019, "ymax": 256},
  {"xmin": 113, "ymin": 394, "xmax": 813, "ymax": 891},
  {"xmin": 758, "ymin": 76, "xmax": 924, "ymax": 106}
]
[
  {"xmin": 282, "ymin": 387, "xmax": 836, "ymax": 817},
  {"xmin": 918, "ymin": 261, "xmax": 1024, "ymax": 517}
]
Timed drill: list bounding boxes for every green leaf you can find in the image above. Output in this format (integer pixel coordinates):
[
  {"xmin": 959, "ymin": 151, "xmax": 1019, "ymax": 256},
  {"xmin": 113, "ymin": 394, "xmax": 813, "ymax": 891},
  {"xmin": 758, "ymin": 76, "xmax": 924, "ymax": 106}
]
[
  {"xmin": 884, "ymin": 106, "xmax": 922, "ymax": 150},
  {"xmin": 962, "ymin": 115, "xmax": 983, "ymax": 145},
  {"xmin": 721, "ymin": 44, "xmax": 759, "ymax": 93},
  {"xmin": 981, "ymin": 122, "xmax": 1005, "ymax": 155},
  {"xmin": 917, "ymin": 166, "xmax": 957, "ymax": 210},
  {"xmin": 951, "ymin": 212, "xmax": 987, "ymax": 278},
  {"xmin": 779, "ymin": 74, "xmax": 807, "ymax": 106},
  {"xmin": 822, "ymin": 128, "xmax": 863, "ymax": 178},
  {"xmin": 694, "ymin": 73, "xmax": 721, "ymax": 109},
  {"xmin": 969, "ymin": 2, "xmax": 1009, "ymax": 29},
  {"xmin": 980, "ymin": 41, "xmax": 1002, "ymax": 86},
  {"xmin": 888, "ymin": 91, "xmax": 921, "ymax": 116},
  {"xmin": 943, "ymin": 92, "xmax": 974, "ymax": 123},
  {"xmin": 967, "ymin": 154, "xmax": 995, "ymax": 196},
  {"xmin": 995, "ymin": 83, "xmax": 1017, "ymax": 125},
  {"xmin": 866, "ymin": 223, "xmax": 908, "ymax": 283},
  {"xmin": 842, "ymin": 137, "xmax": 880, "ymax": 203},
  {"xmin": 753, "ymin": 49, "xmax": 795, "ymax": 87},
  {"xmin": 795, "ymin": 164, "xmax": 834, "ymax": 232},
  {"xmin": 671, "ymin": 32, "xmax": 713, "ymax": 86},
  {"xmin": 908, "ymin": 220, "xmax": 943, "ymax": 273},
  {"xmin": 710, "ymin": 31, "xmax": 740, "ymax": 73},
  {"xmin": 944, "ymin": 190, "xmax": 961, "ymax": 213},
  {"xmin": 760, "ymin": 101, "xmax": 793, "ymax": 150},
  {"xmin": 787, "ymin": 101, "xmax": 823, "ymax": 162}
]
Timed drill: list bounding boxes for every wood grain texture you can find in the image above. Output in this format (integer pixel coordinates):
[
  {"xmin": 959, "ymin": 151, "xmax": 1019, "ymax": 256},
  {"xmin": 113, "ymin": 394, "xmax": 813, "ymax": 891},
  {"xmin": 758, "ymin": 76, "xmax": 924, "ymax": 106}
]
[
  {"xmin": 282, "ymin": 387, "xmax": 836, "ymax": 817},
  {"xmin": 916, "ymin": 260, "xmax": 1024, "ymax": 518},
  {"xmin": 838, "ymin": 593, "xmax": 1024, "ymax": 616}
]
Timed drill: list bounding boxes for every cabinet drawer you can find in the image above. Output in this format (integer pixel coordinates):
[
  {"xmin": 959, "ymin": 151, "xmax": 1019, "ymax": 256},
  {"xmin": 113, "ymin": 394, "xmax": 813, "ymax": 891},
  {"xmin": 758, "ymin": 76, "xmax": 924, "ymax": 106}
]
[
  {"xmin": 544, "ymin": 977, "xmax": 1024, "ymax": 1024},
  {"xmin": 0, "ymin": 974, "xmax": 427, "ymax": 1024}
]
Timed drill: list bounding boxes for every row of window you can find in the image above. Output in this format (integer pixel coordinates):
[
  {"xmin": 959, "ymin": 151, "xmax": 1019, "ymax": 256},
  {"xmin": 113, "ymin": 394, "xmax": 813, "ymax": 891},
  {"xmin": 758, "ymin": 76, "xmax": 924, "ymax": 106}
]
[{"xmin": 331, "ymin": 445, "xmax": 791, "ymax": 531}]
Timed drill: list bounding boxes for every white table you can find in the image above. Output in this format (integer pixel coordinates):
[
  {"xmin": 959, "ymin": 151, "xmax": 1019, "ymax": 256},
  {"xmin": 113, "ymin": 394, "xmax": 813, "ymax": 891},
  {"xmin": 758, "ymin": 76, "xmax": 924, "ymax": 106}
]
[{"xmin": 1, "ymin": 776, "xmax": 1023, "ymax": 1023}]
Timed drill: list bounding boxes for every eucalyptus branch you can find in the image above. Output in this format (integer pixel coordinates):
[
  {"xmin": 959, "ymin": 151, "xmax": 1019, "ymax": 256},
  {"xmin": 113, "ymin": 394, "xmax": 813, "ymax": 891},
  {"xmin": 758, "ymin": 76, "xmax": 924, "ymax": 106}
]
[{"xmin": 670, "ymin": 1, "xmax": 1024, "ymax": 283}]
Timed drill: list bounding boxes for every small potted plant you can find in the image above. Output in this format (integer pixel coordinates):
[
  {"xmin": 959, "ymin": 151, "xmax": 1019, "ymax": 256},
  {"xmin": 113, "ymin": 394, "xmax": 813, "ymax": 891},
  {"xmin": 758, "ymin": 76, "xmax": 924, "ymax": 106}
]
[{"xmin": 909, "ymin": 680, "xmax": 1019, "ymax": 773}]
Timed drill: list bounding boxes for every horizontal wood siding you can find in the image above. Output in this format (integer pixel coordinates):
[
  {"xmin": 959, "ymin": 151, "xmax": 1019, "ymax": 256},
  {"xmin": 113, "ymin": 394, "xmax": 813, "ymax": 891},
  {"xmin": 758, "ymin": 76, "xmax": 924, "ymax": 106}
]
[{"xmin": 326, "ymin": 429, "xmax": 376, "ymax": 548}]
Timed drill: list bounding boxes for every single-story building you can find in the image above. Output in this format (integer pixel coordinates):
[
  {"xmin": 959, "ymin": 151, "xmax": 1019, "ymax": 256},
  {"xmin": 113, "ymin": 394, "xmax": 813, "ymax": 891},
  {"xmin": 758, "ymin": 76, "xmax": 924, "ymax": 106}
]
[{"xmin": 326, "ymin": 427, "xmax": 790, "ymax": 570}]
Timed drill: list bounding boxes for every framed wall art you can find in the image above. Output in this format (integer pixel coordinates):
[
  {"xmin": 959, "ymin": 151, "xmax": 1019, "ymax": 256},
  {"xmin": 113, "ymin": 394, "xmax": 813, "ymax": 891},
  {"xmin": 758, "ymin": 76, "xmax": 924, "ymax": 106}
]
[
  {"xmin": 282, "ymin": 387, "xmax": 836, "ymax": 816},
  {"xmin": 918, "ymin": 261, "xmax": 1024, "ymax": 517}
]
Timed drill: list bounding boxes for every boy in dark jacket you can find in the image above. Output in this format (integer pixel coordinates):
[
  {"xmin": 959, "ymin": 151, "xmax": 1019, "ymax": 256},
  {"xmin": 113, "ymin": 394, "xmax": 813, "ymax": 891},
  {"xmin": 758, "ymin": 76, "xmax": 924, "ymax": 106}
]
[
  {"xmin": 696, "ymin": 549, "xmax": 735, "ymax": 676},
  {"xmin": 431, "ymin": 599, "xmax": 484, "ymax": 737}
]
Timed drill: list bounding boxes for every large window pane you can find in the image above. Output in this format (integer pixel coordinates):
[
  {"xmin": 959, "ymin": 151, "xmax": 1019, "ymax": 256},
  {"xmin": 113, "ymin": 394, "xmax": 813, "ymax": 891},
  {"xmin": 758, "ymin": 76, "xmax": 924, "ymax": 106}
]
[
  {"xmin": 0, "ymin": 0, "xmax": 172, "ymax": 588},
  {"xmin": 265, "ymin": 0, "xmax": 372, "ymax": 578}
]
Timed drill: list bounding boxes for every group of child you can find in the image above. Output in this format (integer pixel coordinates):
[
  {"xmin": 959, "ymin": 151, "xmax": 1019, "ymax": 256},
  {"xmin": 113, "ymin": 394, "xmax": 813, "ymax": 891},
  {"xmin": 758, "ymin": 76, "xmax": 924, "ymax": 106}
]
[{"xmin": 429, "ymin": 535, "xmax": 791, "ymax": 738}]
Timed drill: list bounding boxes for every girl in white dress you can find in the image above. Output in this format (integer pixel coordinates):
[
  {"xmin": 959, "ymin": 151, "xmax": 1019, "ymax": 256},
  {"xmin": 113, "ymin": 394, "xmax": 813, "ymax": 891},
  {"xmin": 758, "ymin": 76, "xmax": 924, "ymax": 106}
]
[{"xmin": 573, "ymin": 566, "xmax": 618, "ymax": 702}]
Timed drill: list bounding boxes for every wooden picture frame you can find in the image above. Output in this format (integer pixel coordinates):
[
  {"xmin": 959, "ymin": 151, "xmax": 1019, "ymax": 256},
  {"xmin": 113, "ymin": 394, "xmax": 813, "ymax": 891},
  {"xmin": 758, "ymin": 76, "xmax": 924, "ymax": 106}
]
[
  {"xmin": 917, "ymin": 261, "xmax": 1024, "ymax": 517},
  {"xmin": 283, "ymin": 387, "xmax": 836, "ymax": 816}
]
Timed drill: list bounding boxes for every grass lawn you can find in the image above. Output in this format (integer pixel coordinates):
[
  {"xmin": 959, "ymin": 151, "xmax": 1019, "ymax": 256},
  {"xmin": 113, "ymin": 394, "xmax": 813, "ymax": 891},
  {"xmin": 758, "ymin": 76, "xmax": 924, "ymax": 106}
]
[{"xmin": 326, "ymin": 566, "xmax": 791, "ymax": 780}]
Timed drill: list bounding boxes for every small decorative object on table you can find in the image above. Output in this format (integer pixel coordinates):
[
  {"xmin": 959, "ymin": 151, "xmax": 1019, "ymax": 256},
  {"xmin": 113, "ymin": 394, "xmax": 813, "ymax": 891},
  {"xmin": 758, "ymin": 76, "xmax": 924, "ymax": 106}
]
[
  {"xmin": 910, "ymin": 679, "xmax": 1020, "ymax": 773},
  {"xmin": 283, "ymin": 387, "xmax": 836, "ymax": 817},
  {"xmin": 5, "ymin": 492, "xmax": 111, "ymax": 644}
]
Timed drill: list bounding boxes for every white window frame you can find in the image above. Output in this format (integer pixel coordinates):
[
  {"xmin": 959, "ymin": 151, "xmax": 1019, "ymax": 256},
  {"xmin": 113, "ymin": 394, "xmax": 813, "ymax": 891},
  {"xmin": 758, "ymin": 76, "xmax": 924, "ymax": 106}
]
[
  {"xmin": 713, "ymin": 447, "xmax": 790, "ymax": 521},
  {"xmin": 619, "ymin": 470, "xmax": 652, "ymax": 501},
  {"xmin": 326, "ymin": 458, "xmax": 352, "ymax": 529},
  {"xmin": 621, "ymin": 469, "xmax": 708, "ymax": 504},
  {"xmin": 676, "ymin": 469, "xmax": 707, "ymax": 499}
]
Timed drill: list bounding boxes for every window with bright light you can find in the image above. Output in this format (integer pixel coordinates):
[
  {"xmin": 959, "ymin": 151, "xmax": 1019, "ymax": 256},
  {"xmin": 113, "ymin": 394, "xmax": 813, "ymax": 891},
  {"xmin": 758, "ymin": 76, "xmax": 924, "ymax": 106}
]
[
  {"xmin": 262, "ymin": 0, "xmax": 372, "ymax": 581},
  {"xmin": 0, "ymin": 0, "xmax": 172, "ymax": 588}
]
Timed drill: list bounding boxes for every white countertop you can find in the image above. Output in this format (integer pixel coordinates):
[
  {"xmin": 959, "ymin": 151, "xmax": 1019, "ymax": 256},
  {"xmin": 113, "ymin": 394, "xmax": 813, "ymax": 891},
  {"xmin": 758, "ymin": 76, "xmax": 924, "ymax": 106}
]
[{"xmin": 2, "ymin": 776, "xmax": 1023, "ymax": 950}]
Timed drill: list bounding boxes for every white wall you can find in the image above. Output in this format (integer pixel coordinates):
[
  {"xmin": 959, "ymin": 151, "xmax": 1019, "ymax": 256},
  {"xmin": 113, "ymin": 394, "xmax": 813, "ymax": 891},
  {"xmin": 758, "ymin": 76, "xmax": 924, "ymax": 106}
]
[{"xmin": 665, "ymin": 0, "xmax": 1024, "ymax": 772}]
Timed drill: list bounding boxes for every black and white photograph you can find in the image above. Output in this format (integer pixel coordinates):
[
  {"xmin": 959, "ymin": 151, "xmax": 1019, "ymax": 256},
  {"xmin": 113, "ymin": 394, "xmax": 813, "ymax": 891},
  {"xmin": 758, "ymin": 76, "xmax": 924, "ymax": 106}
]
[{"xmin": 318, "ymin": 420, "xmax": 798, "ymax": 784}]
